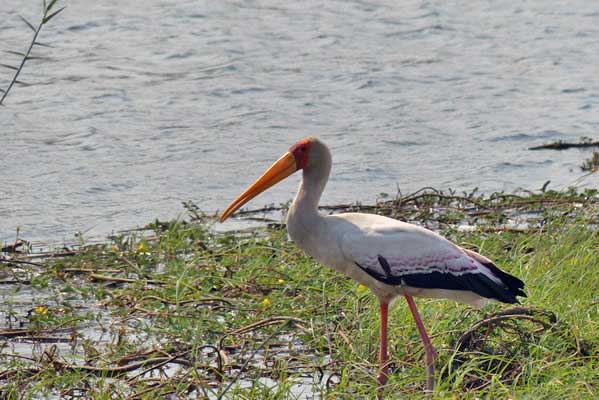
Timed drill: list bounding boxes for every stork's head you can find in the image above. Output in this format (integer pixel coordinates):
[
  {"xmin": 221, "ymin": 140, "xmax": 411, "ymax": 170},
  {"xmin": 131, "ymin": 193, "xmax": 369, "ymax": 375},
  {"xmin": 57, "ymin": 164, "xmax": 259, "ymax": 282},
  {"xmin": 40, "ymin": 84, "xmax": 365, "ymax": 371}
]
[{"xmin": 219, "ymin": 137, "xmax": 322, "ymax": 222}]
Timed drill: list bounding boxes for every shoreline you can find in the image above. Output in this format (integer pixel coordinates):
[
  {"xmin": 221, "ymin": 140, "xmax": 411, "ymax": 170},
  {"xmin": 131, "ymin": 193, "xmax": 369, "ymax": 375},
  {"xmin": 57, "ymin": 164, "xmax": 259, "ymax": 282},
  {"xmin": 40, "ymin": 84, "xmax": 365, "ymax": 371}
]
[{"xmin": 3, "ymin": 184, "xmax": 597, "ymax": 252}]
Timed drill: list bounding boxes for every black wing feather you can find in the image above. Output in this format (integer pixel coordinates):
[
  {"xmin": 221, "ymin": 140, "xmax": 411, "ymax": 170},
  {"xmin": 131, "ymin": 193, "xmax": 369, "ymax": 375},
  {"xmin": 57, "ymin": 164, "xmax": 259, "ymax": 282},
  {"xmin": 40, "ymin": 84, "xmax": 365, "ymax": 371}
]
[{"xmin": 355, "ymin": 254, "xmax": 525, "ymax": 304}]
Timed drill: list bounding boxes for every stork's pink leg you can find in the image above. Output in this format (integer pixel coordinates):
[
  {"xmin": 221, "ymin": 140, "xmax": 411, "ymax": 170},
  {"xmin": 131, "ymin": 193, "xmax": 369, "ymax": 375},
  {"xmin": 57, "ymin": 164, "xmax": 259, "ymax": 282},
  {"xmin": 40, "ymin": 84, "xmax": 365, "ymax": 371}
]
[
  {"xmin": 404, "ymin": 295, "xmax": 437, "ymax": 393},
  {"xmin": 377, "ymin": 302, "xmax": 389, "ymax": 386},
  {"xmin": 376, "ymin": 302, "xmax": 389, "ymax": 400}
]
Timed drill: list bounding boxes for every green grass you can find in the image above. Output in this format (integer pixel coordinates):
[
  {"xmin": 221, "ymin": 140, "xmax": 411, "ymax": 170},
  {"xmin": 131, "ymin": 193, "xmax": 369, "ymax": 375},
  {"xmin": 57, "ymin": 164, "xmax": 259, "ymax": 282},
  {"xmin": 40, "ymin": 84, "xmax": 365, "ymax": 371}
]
[{"xmin": 1, "ymin": 192, "xmax": 598, "ymax": 399}]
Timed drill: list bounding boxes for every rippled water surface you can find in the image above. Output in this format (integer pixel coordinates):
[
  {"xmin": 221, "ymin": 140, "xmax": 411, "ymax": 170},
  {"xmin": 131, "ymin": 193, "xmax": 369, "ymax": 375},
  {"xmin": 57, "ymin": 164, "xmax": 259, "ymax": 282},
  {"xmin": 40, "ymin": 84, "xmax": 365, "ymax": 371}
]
[{"xmin": 2, "ymin": 0, "xmax": 599, "ymax": 243}]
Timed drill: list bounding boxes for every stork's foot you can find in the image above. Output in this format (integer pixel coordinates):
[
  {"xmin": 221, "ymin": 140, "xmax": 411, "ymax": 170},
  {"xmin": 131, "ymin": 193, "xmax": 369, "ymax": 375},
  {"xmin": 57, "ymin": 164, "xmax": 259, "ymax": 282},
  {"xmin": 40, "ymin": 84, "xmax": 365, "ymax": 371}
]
[
  {"xmin": 376, "ymin": 361, "xmax": 390, "ymax": 400},
  {"xmin": 376, "ymin": 372, "xmax": 387, "ymax": 400},
  {"xmin": 376, "ymin": 370, "xmax": 388, "ymax": 386}
]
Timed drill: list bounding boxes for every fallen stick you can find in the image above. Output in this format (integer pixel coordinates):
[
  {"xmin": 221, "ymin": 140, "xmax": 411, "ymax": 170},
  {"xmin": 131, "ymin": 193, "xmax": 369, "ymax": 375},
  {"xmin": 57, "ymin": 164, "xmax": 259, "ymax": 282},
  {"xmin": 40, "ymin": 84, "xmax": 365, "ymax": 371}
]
[
  {"xmin": 89, "ymin": 273, "xmax": 162, "ymax": 285},
  {"xmin": 529, "ymin": 140, "xmax": 599, "ymax": 150}
]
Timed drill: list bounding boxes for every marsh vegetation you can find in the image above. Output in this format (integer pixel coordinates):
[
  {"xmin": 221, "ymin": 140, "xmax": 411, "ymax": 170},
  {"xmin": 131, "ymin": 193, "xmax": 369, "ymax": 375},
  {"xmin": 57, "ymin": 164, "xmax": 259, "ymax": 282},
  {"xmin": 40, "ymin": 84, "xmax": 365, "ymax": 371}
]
[{"xmin": 1, "ymin": 188, "xmax": 598, "ymax": 399}]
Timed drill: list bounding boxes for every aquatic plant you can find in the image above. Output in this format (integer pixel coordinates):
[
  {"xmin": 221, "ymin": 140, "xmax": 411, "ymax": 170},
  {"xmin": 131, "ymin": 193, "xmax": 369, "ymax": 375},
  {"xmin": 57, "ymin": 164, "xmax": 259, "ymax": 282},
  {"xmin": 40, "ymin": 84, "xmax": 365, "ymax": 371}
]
[
  {"xmin": 0, "ymin": 0, "xmax": 65, "ymax": 106},
  {"xmin": 580, "ymin": 151, "xmax": 599, "ymax": 172}
]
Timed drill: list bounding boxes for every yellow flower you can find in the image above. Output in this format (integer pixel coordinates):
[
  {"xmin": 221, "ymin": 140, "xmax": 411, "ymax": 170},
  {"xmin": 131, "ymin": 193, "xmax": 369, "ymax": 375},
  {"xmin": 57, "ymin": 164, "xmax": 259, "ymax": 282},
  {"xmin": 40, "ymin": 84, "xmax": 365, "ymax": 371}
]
[
  {"xmin": 261, "ymin": 298, "xmax": 271, "ymax": 307},
  {"xmin": 34, "ymin": 306, "xmax": 48, "ymax": 315},
  {"xmin": 357, "ymin": 284, "xmax": 368, "ymax": 293},
  {"xmin": 277, "ymin": 278, "xmax": 285, "ymax": 284},
  {"xmin": 111, "ymin": 244, "xmax": 119, "ymax": 252},
  {"xmin": 137, "ymin": 242, "xmax": 147, "ymax": 252}
]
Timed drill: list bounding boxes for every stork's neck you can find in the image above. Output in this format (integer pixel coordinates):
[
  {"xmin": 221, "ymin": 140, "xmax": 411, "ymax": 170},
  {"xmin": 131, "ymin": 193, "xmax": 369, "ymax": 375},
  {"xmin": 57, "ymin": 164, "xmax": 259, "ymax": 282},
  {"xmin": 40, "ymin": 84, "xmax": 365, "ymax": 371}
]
[
  {"xmin": 294, "ymin": 171, "xmax": 324, "ymax": 214},
  {"xmin": 287, "ymin": 148, "xmax": 331, "ymax": 236}
]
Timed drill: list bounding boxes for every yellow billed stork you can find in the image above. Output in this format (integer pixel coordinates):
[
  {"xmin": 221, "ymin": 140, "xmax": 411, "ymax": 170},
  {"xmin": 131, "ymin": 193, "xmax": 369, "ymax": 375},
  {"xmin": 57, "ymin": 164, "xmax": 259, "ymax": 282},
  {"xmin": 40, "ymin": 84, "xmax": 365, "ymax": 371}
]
[{"xmin": 219, "ymin": 137, "xmax": 526, "ymax": 394}]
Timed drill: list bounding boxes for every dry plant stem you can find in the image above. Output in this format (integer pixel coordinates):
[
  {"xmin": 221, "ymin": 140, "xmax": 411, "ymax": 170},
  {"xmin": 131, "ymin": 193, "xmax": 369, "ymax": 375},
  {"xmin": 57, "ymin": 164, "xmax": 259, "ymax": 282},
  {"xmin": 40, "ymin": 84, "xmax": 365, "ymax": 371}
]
[
  {"xmin": 0, "ymin": 318, "xmax": 79, "ymax": 338},
  {"xmin": 0, "ymin": 259, "xmax": 45, "ymax": 268},
  {"xmin": 455, "ymin": 307, "xmax": 561, "ymax": 354},
  {"xmin": 89, "ymin": 273, "xmax": 162, "ymax": 285},
  {"xmin": 125, "ymin": 352, "xmax": 187, "ymax": 383},
  {"xmin": 226, "ymin": 316, "xmax": 308, "ymax": 336},
  {"xmin": 51, "ymin": 355, "xmax": 192, "ymax": 378},
  {"xmin": 64, "ymin": 268, "xmax": 123, "ymax": 274},
  {"xmin": 336, "ymin": 329, "xmax": 357, "ymax": 356}
]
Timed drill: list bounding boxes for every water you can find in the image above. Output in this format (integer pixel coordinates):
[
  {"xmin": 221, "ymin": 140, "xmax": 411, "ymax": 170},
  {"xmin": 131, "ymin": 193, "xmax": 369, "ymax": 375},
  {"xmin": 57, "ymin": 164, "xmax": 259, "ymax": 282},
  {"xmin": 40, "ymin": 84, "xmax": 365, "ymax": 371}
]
[{"xmin": 2, "ymin": 0, "xmax": 599, "ymax": 244}]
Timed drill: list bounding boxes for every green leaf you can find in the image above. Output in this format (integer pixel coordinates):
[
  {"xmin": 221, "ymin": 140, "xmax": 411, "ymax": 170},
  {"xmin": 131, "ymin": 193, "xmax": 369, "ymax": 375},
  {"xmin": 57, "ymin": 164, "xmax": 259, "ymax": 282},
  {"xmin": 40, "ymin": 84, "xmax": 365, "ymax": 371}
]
[
  {"xmin": 4, "ymin": 50, "xmax": 27, "ymax": 57},
  {"xmin": 43, "ymin": 6, "xmax": 65, "ymax": 24},
  {"xmin": 19, "ymin": 16, "xmax": 37, "ymax": 32},
  {"xmin": 46, "ymin": 0, "xmax": 59, "ymax": 12},
  {"xmin": 34, "ymin": 41, "xmax": 53, "ymax": 48},
  {"xmin": 0, "ymin": 64, "xmax": 19, "ymax": 71}
]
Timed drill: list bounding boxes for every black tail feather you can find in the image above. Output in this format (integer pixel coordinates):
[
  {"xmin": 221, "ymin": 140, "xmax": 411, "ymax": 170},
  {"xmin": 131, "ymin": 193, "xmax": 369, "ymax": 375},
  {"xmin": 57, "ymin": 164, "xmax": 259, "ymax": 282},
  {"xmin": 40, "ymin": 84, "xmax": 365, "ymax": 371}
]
[{"xmin": 462, "ymin": 248, "xmax": 526, "ymax": 300}]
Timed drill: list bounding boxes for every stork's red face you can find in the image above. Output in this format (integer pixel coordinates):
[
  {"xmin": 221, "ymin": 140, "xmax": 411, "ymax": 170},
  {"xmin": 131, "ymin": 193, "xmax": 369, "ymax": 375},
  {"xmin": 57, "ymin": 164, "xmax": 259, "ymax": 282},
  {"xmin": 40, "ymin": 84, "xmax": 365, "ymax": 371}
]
[
  {"xmin": 289, "ymin": 138, "xmax": 311, "ymax": 170},
  {"xmin": 219, "ymin": 138, "xmax": 313, "ymax": 222}
]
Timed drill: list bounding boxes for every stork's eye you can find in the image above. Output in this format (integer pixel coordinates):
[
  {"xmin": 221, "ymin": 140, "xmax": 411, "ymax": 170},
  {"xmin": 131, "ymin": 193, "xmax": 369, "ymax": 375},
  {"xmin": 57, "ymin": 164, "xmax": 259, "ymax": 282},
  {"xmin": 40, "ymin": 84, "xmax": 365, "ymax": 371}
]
[{"xmin": 299, "ymin": 146, "xmax": 306, "ymax": 152}]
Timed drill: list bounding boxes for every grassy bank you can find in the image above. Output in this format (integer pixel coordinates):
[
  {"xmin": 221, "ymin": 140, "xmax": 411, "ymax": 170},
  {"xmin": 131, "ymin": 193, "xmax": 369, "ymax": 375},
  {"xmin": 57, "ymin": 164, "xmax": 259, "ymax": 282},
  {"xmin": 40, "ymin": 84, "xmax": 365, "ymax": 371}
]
[{"xmin": 1, "ymin": 188, "xmax": 598, "ymax": 399}]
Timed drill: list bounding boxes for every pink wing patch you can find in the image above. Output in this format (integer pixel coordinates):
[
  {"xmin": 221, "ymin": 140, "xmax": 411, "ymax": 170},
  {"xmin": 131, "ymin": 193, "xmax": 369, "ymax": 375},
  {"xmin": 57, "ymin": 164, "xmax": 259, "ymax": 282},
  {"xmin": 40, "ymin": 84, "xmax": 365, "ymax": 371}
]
[{"xmin": 359, "ymin": 250, "xmax": 484, "ymax": 278}]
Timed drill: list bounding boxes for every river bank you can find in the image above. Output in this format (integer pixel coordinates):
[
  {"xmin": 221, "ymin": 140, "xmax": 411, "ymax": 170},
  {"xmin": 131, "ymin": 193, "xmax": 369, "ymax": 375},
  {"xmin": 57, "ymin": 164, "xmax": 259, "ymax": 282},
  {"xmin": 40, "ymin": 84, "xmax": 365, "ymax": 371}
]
[{"xmin": 1, "ymin": 187, "xmax": 598, "ymax": 399}]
